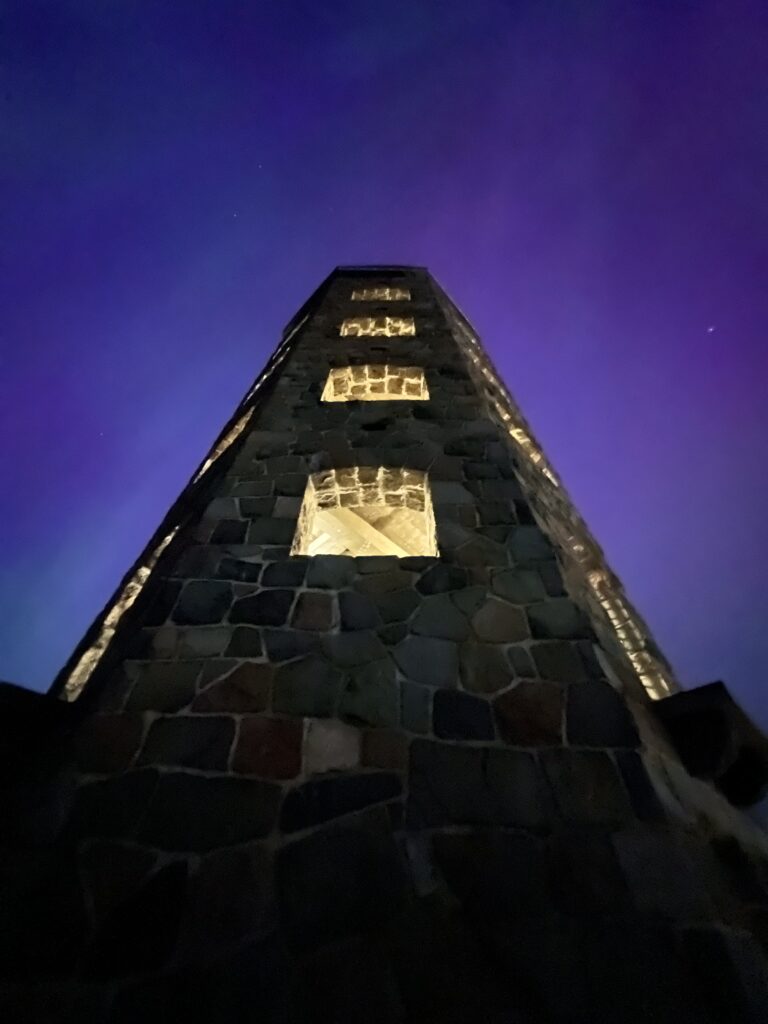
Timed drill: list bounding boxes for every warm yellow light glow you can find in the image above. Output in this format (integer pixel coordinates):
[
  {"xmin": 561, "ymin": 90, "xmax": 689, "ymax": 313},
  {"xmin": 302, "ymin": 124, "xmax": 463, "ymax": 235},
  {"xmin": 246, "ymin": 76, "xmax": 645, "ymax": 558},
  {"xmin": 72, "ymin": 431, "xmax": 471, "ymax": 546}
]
[
  {"xmin": 340, "ymin": 317, "xmax": 416, "ymax": 338},
  {"xmin": 192, "ymin": 407, "xmax": 255, "ymax": 485},
  {"xmin": 586, "ymin": 570, "xmax": 674, "ymax": 700},
  {"xmin": 63, "ymin": 527, "xmax": 180, "ymax": 702},
  {"xmin": 291, "ymin": 467, "xmax": 438, "ymax": 558},
  {"xmin": 351, "ymin": 287, "xmax": 411, "ymax": 301},
  {"xmin": 447, "ymin": 312, "xmax": 678, "ymax": 701},
  {"xmin": 321, "ymin": 365, "xmax": 429, "ymax": 402}
]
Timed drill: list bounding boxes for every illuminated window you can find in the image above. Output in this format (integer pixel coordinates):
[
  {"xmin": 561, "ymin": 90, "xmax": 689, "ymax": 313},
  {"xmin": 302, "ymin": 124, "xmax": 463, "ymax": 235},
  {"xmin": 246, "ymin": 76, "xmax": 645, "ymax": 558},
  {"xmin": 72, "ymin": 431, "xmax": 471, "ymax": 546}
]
[
  {"xmin": 291, "ymin": 468, "xmax": 438, "ymax": 558},
  {"xmin": 340, "ymin": 317, "xmax": 416, "ymax": 338},
  {"xmin": 321, "ymin": 365, "xmax": 428, "ymax": 402},
  {"xmin": 351, "ymin": 287, "xmax": 411, "ymax": 301}
]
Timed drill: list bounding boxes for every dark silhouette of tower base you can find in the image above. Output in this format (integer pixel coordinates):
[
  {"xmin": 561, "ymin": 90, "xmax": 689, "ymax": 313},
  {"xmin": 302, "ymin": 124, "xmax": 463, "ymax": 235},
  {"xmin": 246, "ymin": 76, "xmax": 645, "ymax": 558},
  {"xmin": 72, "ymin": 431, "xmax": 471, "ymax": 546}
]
[{"xmin": 2, "ymin": 267, "xmax": 768, "ymax": 1023}]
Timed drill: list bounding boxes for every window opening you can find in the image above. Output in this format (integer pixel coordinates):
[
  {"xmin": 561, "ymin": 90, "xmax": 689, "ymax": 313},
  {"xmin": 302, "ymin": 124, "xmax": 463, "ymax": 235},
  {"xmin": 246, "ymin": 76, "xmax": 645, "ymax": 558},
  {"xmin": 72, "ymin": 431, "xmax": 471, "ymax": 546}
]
[
  {"xmin": 291, "ymin": 468, "xmax": 438, "ymax": 557},
  {"xmin": 340, "ymin": 317, "xmax": 415, "ymax": 338},
  {"xmin": 321, "ymin": 365, "xmax": 428, "ymax": 402}
]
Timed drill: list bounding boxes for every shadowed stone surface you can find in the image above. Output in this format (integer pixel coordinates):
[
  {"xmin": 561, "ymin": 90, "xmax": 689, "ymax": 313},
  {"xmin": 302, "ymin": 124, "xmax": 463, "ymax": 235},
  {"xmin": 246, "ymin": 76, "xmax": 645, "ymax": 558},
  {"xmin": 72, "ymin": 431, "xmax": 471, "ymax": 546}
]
[
  {"xmin": 412, "ymin": 594, "xmax": 469, "ymax": 641},
  {"xmin": 460, "ymin": 643, "xmax": 512, "ymax": 694},
  {"xmin": 541, "ymin": 749, "xmax": 633, "ymax": 827},
  {"xmin": 280, "ymin": 773, "xmax": 402, "ymax": 833},
  {"xmin": 567, "ymin": 681, "xmax": 640, "ymax": 748},
  {"xmin": 217, "ymin": 558, "xmax": 262, "ymax": 583},
  {"xmin": 416, "ymin": 564, "xmax": 469, "ymax": 595},
  {"xmin": 273, "ymin": 656, "xmax": 343, "ymax": 717},
  {"xmin": 223, "ymin": 626, "xmax": 263, "ymax": 656},
  {"xmin": 230, "ymin": 590, "xmax": 294, "ymax": 626},
  {"xmin": 471, "ymin": 598, "xmax": 528, "ymax": 642},
  {"xmin": 261, "ymin": 560, "xmax": 307, "ymax": 587},
  {"xmin": 233, "ymin": 716, "xmax": 303, "ymax": 779},
  {"xmin": 276, "ymin": 822, "xmax": 406, "ymax": 951},
  {"xmin": 291, "ymin": 592, "xmax": 334, "ymax": 631},
  {"xmin": 173, "ymin": 581, "xmax": 232, "ymax": 625},
  {"xmin": 192, "ymin": 662, "xmax": 272, "ymax": 713},
  {"xmin": 71, "ymin": 714, "xmax": 144, "ymax": 773},
  {"xmin": 340, "ymin": 660, "xmax": 399, "ymax": 728},
  {"xmin": 362, "ymin": 729, "xmax": 409, "ymax": 771},
  {"xmin": 181, "ymin": 845, "xmax": 276, "ymax": 957},
  {"xmin": 394, "ymin": 637, "xmax": 459, "ymax": 688},
  {"xmin": 339, "ymin": 591, "xmax": 380, "ymax": 630},
  {"xmin": 401, "ymin": 680, "xmax": 432, "ymax": 734},
  {"xmin": 494, "ymin": 681, "xmax": 563, "ymax": 746},
  {"xmin": 408, "ymin": 741, "xmax": 549, "ymax": 830},
  {"xmin": 527, "ymin": 598, "xmax": 592, "ymax": 639},
  {"xmin": 140, "ymin": 715, "xmax": 235, "ymax": 770},
  {"xmin": 138, "ymin": 773, "xmax": 280, "ymax": 850},
  {"xmin": 433, "ymin": 690, "xmax": 494, "ymax": 741},
  {"xmin": 127, "ymin": 661, "xmax": 201, "ymax": 712},
  {"xmin": 491, "ymin": 568, "xmax": 546, "ymax": 603}
]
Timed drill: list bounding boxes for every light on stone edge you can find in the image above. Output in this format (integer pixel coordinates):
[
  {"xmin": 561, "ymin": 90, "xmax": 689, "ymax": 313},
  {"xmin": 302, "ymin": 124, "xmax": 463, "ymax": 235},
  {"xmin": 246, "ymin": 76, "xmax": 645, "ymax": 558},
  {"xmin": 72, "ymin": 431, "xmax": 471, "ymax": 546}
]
[{"xmin": 62, "ymin": 526, "xmax": 179, "ymax": 701}]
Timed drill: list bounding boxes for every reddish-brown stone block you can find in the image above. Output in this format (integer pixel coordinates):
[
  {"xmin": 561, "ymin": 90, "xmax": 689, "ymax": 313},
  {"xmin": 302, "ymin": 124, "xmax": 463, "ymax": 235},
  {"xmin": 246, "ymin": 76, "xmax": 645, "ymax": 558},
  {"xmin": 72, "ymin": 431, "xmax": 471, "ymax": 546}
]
[
  {"xmin": 233, "ymin": 716, "xmax": 303, "ymax": 779},
  {"xmin": 362, "ymin": 729, "xmax": 409, "ymax": 772},
  {"xmin": 494, "ymin": 681, "xmax": 563, "ymax": 746},
  {"xmin": 291, "ymin": 591, "xmax": 335, "ymax": 631}
]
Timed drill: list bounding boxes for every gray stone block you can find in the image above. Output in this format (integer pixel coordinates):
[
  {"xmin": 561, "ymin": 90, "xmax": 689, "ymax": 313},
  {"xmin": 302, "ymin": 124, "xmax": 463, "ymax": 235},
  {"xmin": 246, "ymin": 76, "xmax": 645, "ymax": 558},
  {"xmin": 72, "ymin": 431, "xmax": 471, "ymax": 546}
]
[
  {"xmin": 339, "ymin": 590, "xmax": 381, "ymax": 630},
  {"xmin": 394, "ymin": 636, "xmax": 459, "ymax": 688},
  {"xmin": 263, "ymin": 628, "xmax": 318, "ymax": 662},
  {"xmin": 140, "ymin": 715, "xmax": 235, "ymax": 771},
  {"xmin": 247, "ymin": 519, "xmax": 296, "ymax": 545},
  {"xmin": 323, "ymin": 631, "xmax": 388, "ymax": 667},
  {"xmin": 531, "ymin": 640, "xmax": 589, "ymax": 682},
  {"xmin": 339, "ymin": 657, "xmax": 399, "ymax": 727},
  {"xmin": 460, "ymin": 643, "xmax": 512, "ymax": 694},
  {"xmin": 306, "ymin": 555, "xmax": 355, "ymax": 589},
  {"xmin": 127, "ymin": 661, "xmax": 201, "ymax": 712},
  {"xmin": 373, "ymin": 588, "xmax": 420, "ymax": 623},
  {"xmin": 412, "ymin": 594, "xmax": 470, "ymax": 641},
  {"xmin": 508, "ymin": 525, "xmax": 553, "ymax": 563},
  {"xmin": 491, "ymin": 567, "xmax": 547, "ymax": 603},
  {"xmin": 261, "ymin": 560, "xmax": 307, "ymax": 587},
  {"xmin": 173, "ymin": 581, "xmax": 233, "ymax": 625},
  {"xmin": 416, "ymin": 563, "xmax": 469, "ymax": 594},
  {"xmin": 273, "ymin": 655, "xmax": 343, "ymax": 717},
  {"xmin": 471, "ymin": 598, "xmax": 529, "ymax": 642}
]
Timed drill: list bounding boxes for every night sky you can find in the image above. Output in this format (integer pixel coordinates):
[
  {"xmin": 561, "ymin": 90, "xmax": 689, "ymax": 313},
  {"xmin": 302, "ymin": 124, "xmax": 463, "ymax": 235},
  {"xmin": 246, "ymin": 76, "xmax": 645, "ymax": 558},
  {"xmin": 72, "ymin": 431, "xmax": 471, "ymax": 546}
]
[{"xmin": 2, "ymin": 1, "xmax": 767, "ymax": 727}]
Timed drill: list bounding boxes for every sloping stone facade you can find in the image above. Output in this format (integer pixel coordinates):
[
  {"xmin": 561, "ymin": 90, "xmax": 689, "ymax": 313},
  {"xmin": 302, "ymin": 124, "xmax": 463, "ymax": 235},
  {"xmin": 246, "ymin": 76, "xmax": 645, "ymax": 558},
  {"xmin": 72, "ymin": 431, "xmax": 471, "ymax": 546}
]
[{"xmin": 2, "ymin": 266, "xmax": 768, "ymax": 1022}]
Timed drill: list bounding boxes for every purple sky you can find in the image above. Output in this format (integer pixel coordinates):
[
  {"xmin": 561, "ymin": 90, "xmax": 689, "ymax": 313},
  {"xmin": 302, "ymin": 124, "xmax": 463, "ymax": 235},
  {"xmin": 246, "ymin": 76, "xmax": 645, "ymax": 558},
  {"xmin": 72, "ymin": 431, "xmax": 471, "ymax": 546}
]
[{"xmin": 2, "ymin": 1, "xmax": 767, "ymax": 726}]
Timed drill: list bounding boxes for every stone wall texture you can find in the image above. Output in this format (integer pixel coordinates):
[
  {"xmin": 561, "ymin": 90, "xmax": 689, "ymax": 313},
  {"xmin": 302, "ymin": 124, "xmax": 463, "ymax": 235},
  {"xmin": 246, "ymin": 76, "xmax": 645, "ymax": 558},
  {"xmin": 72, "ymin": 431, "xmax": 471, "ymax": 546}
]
[{"xmin": 2, "ymin": 266, "xmax": 768, "ymax": 1023}]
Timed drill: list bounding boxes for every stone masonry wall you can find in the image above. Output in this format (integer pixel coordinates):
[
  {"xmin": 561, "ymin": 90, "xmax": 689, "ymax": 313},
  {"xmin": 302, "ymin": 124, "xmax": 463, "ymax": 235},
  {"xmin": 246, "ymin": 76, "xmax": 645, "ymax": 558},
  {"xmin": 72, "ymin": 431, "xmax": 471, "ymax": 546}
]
[{"xmin": 3, "ymin": 267, "xmax": 768, "ymax": 1023}]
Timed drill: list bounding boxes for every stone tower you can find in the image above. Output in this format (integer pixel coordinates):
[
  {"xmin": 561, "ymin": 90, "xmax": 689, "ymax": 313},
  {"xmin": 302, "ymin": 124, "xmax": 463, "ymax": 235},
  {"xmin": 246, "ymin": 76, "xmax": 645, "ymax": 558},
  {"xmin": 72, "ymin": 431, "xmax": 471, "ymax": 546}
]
[{"xmin": 3, "ymin": 266, "xmax": 768, "ymax": 1023}]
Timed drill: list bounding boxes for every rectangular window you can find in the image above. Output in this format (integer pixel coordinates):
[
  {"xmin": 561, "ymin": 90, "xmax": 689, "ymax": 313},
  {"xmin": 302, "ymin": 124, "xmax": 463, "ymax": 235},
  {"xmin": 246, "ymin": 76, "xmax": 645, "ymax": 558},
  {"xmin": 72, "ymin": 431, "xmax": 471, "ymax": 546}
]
[
  {"xmin": 340, "ymin": 316, "xmax": 416, "ymax": 338},
  {"xmin": 351, "ymin": 287, "xmax": 411, "ymax": 301},
  {"xmin": 321, "ymin": 365, "xmax": 428, "ymax": 402},
  {"xmin": 291, "ymin": 467, "xmax": 438, "ymax": 558}
]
